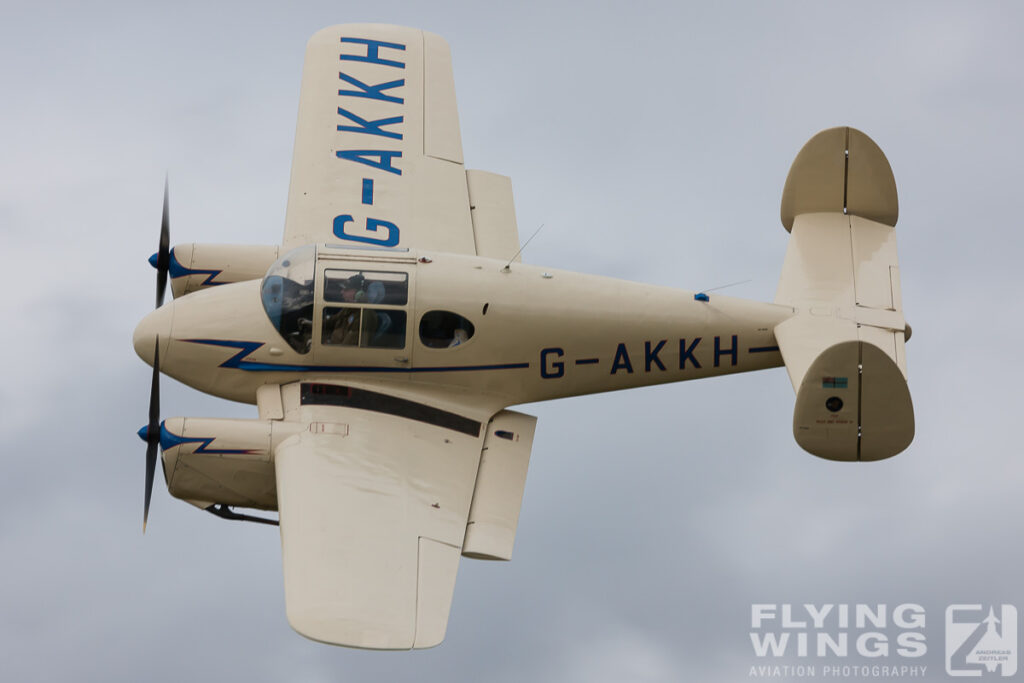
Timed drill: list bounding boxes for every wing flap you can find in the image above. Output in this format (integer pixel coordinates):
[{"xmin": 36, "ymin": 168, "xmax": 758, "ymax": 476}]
[{"xmin": 466, "ymin": 170, "xmax": 521, "ymax": 262}]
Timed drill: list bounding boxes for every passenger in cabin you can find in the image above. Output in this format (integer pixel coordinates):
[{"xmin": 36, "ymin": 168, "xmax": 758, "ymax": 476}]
[
  {"xmin": 367, "ymin": 280, "xmax": 385, "ymax": 304},
  {"xmin": 324, "ymin": 308, "xmax": 360, "ymax": 346},
  {"xmin": 449, "ymin": 328, "xmax": 468, "ymax": 347},
  {"xmin": 367, "ymin": 280, "xmax": 392, "ymax": 343},
  {"xmin": 420, "ymin": 311, "xmax": 474, "ymax": 349},
  {"xmin": 321, "ymin": 272, "xmax": 407, "ymax": 348}
]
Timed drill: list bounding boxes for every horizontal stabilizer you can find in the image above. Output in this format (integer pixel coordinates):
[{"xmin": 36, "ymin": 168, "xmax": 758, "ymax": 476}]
[
  {"xmin": 775, "ymin": 127, "xmax": 913, "ymax": 460},
  {"xmin": 780, "ymin": 127, "xmax": 898, "ymax": 231},
  {"xmin": 779, "ymin": 332, "xmax": 914, "ymax": 461}
]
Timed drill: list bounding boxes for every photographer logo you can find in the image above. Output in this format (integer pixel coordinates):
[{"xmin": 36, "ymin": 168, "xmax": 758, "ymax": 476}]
[{"xmin": 946, "ymin": 604, "xmax": 1017, "ymax": 677}]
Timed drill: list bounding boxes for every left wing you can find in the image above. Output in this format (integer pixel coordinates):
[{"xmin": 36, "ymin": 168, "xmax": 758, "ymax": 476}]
[
  {"xmin": 275, "ymin": 397, "xmax": 487, "ymax": 649},
  {"xmin": 283, "ymin": 25, "xmax": 474, "ymax": 254}
]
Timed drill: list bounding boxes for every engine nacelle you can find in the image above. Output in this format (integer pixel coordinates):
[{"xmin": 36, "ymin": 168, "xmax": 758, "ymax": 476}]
[
  {"xmin": 159, "ymin": 417, "xmax": 302, "ymax": 509},
  {"xmin": 166, "ymin": 244, "xmax": 281, "ymax": 298}
]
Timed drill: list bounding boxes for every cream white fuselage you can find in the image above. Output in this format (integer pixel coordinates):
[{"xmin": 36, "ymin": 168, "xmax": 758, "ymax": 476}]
[{"xmin": 135, "ymin": 246, "xmax": 792, "ymax": 419}]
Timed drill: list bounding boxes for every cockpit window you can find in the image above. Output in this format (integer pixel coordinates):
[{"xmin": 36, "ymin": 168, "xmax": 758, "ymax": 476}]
[
  {"xmin": 260, "ymin": 245, "xmax": 315, "ymax": 354},
  {"xmin": 419, "ymin": 311, "xmax": 475, "ymax": 348}
]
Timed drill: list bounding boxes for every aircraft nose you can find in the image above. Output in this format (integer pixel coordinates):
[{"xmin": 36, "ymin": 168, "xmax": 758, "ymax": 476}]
[{"xmin": 133, "ymin": 305, "xmax": 174, "ymax": 365}]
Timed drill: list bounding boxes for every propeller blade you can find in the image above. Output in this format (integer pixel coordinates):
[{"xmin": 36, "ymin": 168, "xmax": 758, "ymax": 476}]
[
  {"xmin": 155, "ymin": 177, "xmax": 170, "ymax": 308},
  {"xmin": 143, "ymin": 337, "xmax": 161, "ymax": 532}
]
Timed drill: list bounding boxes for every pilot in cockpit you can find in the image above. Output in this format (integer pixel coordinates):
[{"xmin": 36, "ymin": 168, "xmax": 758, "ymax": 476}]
[{"xmin": 324, "ymin": 274, "xmax": 379, "ymax": 346}]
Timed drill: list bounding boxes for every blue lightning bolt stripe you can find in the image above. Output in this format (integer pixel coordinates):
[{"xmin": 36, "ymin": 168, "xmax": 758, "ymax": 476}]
[
  {"xmin": 148, "ymin": 248, "xmax": 226, "ymax": 286},
  {"xmin": 157, "ymin": 420, "xmax": 258, "ymax": 455},
  {"xmin": 183, "ymin": 339, "xmax": 530, "ymax": 373}
]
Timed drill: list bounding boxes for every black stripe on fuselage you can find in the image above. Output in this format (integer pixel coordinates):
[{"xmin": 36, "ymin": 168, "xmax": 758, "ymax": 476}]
[{"xmin": 299, "ymin": 383, "xmax": 481, "ymax": 437}]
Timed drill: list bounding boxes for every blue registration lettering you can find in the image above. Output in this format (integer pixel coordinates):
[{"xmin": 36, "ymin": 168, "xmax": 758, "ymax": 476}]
[
  {"xmin": 338, "ymin": 72, "xmax": 405, "ymax": 103},
  {"xmin": 333, "ymin": 215, "xmax": 400, "ymax": 247},
  {"xmin": 540, "ymin": 348, "xmax": 565, "ymax": 379},
  {"xmin": 680, "ymin": 338, "xmax": 702, "ymax": 369},
  {"xmin": 714, "ymin": 335, "xmax": 738, "ymax": 367},
  {"xmin": 339, "ymin": 37, "xmax": 406, "ymax": 69},
  {"xmin": 645, "ymin": 340, "xmax": 666, "ymax": 372},
  {"xmin": 337, "ymin": 107, "xmax": 404, "ymax": 140},
  {"xmin": 610, "ymin": 344, "xmax": 633, "ymax": 374},
  {"xmin": 335, "ymin": 149, "xmax": 403, "ymax": 175}
]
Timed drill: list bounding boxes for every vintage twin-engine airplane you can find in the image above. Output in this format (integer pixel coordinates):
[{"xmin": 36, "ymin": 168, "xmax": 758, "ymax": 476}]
[{"xmin": 133, "ymin": 24, "xmax": 914, "ymax": 649}]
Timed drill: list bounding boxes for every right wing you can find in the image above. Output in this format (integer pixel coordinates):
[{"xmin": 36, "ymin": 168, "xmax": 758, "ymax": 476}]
[
  {"xmin": 281, "ymin": 24, "xmax": 520, "ymax": 260},
  {"xmin": 274, "ymin": 395, "xmax": 487, "ymax": 649}
]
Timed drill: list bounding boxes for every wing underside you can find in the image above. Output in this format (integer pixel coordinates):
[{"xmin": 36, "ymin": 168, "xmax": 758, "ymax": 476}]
[{"xmin": 275, "ymin": 403, "xmax": 486, "ymax": 649}]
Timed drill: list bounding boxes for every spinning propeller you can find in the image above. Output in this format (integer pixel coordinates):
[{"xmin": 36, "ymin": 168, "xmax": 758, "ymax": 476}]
[{"xmin": 137, "ymin": 179, "xmax": 171, "ymax": 532}]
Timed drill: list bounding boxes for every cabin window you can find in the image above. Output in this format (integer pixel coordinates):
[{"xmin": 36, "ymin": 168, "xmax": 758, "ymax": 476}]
[
  {"xmin": 321, "ymin": 269, "xmax": 408, "ymax": 349},
  {"xmin": 260, "ymin": 245, "xmax": 315, "ymax": 354},
  {"xmin": 322, "ymin": 307, "xmax": 407, "ymax": 349},
  {"xmin": 323, "ymin": 269, "xmax": 407, "ymax": 305},
  {"xmin": 419, "ymin": 311, "xmax": 475, "ymax": 348}
]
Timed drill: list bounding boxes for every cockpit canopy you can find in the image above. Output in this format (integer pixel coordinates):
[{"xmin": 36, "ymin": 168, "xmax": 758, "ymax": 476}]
[
  {"xmin": 261, "ymin": 245, "xmax": 315, "ymax": 353},
  {"xmin": 261, "ymin": 245, "xmax": 477, "ymax": 357}
]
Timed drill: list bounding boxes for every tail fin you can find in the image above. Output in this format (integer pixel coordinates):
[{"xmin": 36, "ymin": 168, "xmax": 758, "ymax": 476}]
[{"xmin": 774, "ymin": 127, "xmax": 913, "ymax": 461}]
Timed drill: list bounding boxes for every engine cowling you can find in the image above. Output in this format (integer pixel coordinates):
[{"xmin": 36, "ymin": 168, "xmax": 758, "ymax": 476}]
[
  {"xmin": 159, "ymin": 417, "xmax": 301, "ymax": 509},
  {"xmin": 163, "ymin": 244, "xmax": 281, "ymax": 298}
]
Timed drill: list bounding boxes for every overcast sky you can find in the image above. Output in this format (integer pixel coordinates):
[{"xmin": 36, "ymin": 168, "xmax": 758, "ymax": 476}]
[{"xmin": 2, "ymin": 2, "xmax": 1023, "ymax": 682}]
